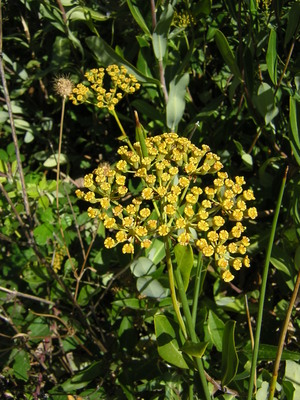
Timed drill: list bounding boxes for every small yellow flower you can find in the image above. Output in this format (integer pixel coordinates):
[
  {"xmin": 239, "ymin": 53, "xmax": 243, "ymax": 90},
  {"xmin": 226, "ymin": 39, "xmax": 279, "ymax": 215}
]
[
  {"xmin": 142, "ymin": 188, "xmax": 154, "ymax": 200},
  {"xmin": 178, "ymin": 232, "xmax": 190, "ymax": 246},
  {"xmin": 158, "ymin": 224, "xmax": 170, "ymax": 236},
  {"xmin": 116, "ymin": 231, "xmax": 127, "ymax": 243},
  {"xmin": 222, "ymin": 270, "xmax": 234, "ymax": 282},
  {"xmin": 140, "ymin": 208, "xmax": 151, "ymax": 218},
  {"xmin": 122, "ymin": 243, "xmax": 134, "ymax": 254},
  {"xmin": 104, "ymin": 237, "xmax": 116, "ymax": 248}
]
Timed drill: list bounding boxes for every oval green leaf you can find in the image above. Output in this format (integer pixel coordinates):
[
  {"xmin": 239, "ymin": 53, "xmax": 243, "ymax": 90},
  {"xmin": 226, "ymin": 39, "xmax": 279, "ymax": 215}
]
[{"xmin": 154, "ymin": 314, "xmax": 189, "ymax": 369}]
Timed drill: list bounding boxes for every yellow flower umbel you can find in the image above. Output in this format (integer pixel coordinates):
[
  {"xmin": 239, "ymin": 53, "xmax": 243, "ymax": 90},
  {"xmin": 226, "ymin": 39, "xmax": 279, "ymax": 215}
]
[
  {"xmin": 69, "ymin": 65, "xmax": 140, "ymax": 111},
  {"xmin": 76, "ymin": 133, "xmax": 257, "ymax": 282}
]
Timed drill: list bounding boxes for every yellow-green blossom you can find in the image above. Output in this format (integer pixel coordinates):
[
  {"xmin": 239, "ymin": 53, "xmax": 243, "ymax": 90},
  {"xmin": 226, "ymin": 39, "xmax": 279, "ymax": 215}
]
[{"xmin": 77, "ymin": 133, "xmax": 257, "ymax": 282}]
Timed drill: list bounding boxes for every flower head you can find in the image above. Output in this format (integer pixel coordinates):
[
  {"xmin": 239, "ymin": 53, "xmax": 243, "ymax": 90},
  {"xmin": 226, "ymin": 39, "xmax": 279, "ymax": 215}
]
[
  {"xmin": 69, "ymin": 65, "xmax": 140, "ymax": 110},
  {"xmin": 77, "ymin": 133, "xmax": 257, "ymax": 282},
  {"xmin": 53, "ymin": 75, "xmax": 74, "ymax": 98}
]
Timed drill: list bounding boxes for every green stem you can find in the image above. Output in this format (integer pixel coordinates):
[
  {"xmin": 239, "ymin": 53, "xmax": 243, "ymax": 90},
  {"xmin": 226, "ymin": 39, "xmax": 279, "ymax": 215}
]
[
  {"xmin": 173, "ymin": 266, "xmax": 211, "ymax": 400},
  {"xmin": 111, "ymin": 108, "xmax": 136, "ymax": 153},
  {"xmin": 268, "ymin": 268, "xmax": 300, "ymax": 400},
  {"xmin": 164, "ymin": 238, "xmax": 187, "ymax": 339},
  {"xmin": 247, "ymin": 166, "xmax": 288, "ymax": 400},
  {"xmin": 192, "ymin": 253, "xmax": 204, "ymax": 327}
]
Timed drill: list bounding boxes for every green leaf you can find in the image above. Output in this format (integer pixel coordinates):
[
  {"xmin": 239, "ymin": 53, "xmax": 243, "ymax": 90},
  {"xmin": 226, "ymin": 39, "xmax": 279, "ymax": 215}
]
[
  {"xmin": 77, "ymin": 285, "xmax": 96, "ymax": 306},
  {"xmin": 66, "ymin": 6, "xmax": 108, "ymax": 22},
  {"xmin": 284, "ymin": 3, "xmax": 300, "ymax": 47},
  {"xmin": 181, "ymin": 340, "xmax": 208, "ymax": 358},
  {"xmin": 13, "ymin": 350, "xmax": 30, "ymax": 381},
  {"xmin": 61, "ymin": 361, "xmax": 106, "ymax": 391},
  {"xmin": 146, "ymin": 239, "xmax": 166, "ymax": 265},
  {"xmin": 152, "ymin": 4, "xmax": 174, "ymax": 61},
  {"xmin": 194, "ymin": 0, "xmax": 212, "ymax": 16},
  {"xmin": 86, "ymin": 36, "xmax": 160, "ymax": 84},
  {"xmin": 271, "ymin": 246, "xmax": 296, "ymax": 291},
  {"xmin": 127, "ymin": 0, "xmax": 150, "ymax": 35},
  {"xmin": 33, "ymin": 223, "xmax": 54, "ymax": 245},
  {"xmin": 112, "ymin": 298, "xmax": 146, "ymax": 310},
  {"xmin": 285, "ymin": 361, "xmax": 300, "ymax": 399},
  {"xmin": 266, "ymin": 29, "xmax": 277, "ymax": 85},
  {"xmin": 131, "ymin": 257, "xmax": 156, "ymax": 277},
  {"xmin": 137, "ymin": 276, "xmax": 168, "ymax": 298},
  {"xmin": 295, "ymin": 245, "xmax": 300, "ymax": 271},
  {"xmin": 154, "ymin": 314, "xmax": 189, "ymax": 369},
  {"xmin": 256, "ymin": 381, "xmax": 269, "ymax": 400},
  {"xmin": 43, "ymin": 153, "xmax": 68, "ymax": 167},
  {"xmin": 282, "ymin": 380, "xmax": 296, "ymax": 400},
  {"xmin": 166, "ymin": 73, "xmax": 189, "ymax": 131},
  {"xmin": 241, "ymin": 343, "xmax": 300, "ymax": 361},
  {"xmin": 214, "ymin": 29, "xmax": 242, "ymax": 81},
  {"xmin": 221, "ymin": 320, "xmax": 239, "ymax": 386},
  {"xmin": 253, "ymin": 82, "xmax": 279, "ymax": 125},
  {"xmin": 289, "ymin": 96, "xmax": 300, "ymax": 166},
  {"xmin": 207, "ymin": 310, "xmax": 225, "ymax": 352},
  {"xmin": 174, "ymin": 243, "xmax": 193, "ymax": 292}
]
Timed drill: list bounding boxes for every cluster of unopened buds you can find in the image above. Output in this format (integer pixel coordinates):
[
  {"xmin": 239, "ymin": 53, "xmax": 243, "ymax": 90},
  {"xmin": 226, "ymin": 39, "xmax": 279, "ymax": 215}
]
[
  {"xmin": 76, "ymin": 133, "xmax": 257, "ymax": 282},
  {"xmin": 69, "ymin": 65, "xmax": 140, "ymax": 111}
]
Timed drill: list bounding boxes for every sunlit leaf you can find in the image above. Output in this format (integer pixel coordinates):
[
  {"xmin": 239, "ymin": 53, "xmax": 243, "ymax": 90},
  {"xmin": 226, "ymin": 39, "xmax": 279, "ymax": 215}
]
[{"xmin": 174, "ymin": 243, "xmax": 193, "ymax": 292}]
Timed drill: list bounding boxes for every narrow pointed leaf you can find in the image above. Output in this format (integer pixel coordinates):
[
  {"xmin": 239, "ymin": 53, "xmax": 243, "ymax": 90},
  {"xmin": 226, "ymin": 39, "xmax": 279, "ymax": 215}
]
[
  {"xmin": 127, "ymin": 0, "xmax": 150, "ymax": 35},
  {"xmin": 166, "ymin": 73, "xmax": 189, "ymax": 131},
  {"xmin": 221, "ymin": 320, "xmax": 239, "ymax": 386},
  {"xmin": 289, "ymin": 96, "xmax": 300, "ymax": 166},
  {"xmin": 266, "ymin": 29, "xmax": 277, "ymax": 84},
  {"xmin": 152, "ymin": 4, "xmax": 174, "ymax": 61},
  {"xmin": 214, "ymin": 29, "xmax": 242, "ymax": 81}
]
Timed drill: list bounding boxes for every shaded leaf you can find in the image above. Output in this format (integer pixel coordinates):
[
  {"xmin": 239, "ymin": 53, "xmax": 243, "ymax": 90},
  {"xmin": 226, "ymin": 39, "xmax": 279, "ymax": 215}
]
[
  {"xmin": 266, "ymin": 29, "xmax": 277, "ymax": 85},
  {"xmin": 181, "ymin": 340, "xmax": 208, "ymax": 358},
  {"xmin": 289, "ymin": 96, "xmax": 300, "ymax": 166},
  {"xmin": 207, "ymin": 310, "xmax": 225, "ymax": 352},
  {"xmin": 221, "ymin": 320, "xmax": 239, "ymax": 386},
  {"xmin": 214, "ymin": 29, "xmax": 242, "ymax": 81},
  {"xmin": 154, "ymin": 314, "xmax": 189, "ymax": 369},
  {"xmin": 127, "ymin": 0, "xmax": 150, "ymax": 35}
]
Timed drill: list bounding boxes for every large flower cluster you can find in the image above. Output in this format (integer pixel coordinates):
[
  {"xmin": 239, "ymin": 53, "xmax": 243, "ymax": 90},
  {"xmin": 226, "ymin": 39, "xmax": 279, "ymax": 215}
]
[
  {"xmin": 76, "ymin": 133, "xmax": 257, "ymax": 282},
  {"xmin": 69, "ymin": 65, "xmax": 140, "ymax": 111}
]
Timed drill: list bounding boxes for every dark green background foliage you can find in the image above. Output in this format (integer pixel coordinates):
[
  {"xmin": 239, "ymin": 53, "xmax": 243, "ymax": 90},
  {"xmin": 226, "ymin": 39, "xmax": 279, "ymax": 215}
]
[{"xmin": 0, "ymin": 0, "xmax": 299, "ymax": 399}]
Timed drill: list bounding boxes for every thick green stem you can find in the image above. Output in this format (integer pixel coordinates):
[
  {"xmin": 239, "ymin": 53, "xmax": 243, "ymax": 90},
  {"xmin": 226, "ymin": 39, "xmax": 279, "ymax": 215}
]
[
  {"xmin": 173, "ymin": 266, "xmax": 211, "ymax": 400},
  {"xmin": 192, "ymin": 254, "xmax": 204, "ymax": 327},
  {"xmin": 247, "ymin": 166, "xmax": 288, "ymax": 400},
  {"xmin": 164, "ymin": 238, "xmax": 187, "ymax": 339}
]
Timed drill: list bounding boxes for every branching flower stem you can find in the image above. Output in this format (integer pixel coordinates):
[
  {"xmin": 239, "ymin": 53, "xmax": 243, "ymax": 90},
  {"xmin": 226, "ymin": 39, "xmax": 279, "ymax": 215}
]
[
  {"xmin": 110, "ymin": 108, "xmax": 136, "ymax": 153},
  {"xmin": 247, "ymin": 166, "xmax": 288, "ymax": 400}
]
